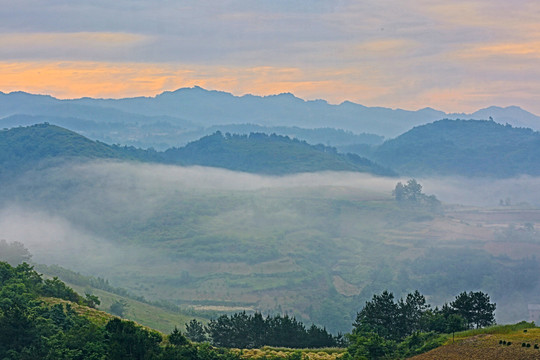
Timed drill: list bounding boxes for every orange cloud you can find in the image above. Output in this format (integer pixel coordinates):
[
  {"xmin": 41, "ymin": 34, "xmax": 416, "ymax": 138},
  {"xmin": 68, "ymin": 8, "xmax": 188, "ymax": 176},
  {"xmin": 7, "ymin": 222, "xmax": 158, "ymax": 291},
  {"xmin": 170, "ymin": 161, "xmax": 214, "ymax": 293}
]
[
  {"xmin": 0, "ymin": 61, "xmax": 195, "ymax": 98},
  {"xmin": 465, "ymin": 42, "xmax": 540, "ymax": 57},
  {"xmin": 1, "ymin": 59, "xmax": 539, "ymax": 116},
  {"xmin": 0, "ymin": 32, "xmax": 147, "ymax": 48},
  {"xmin": 0, "ymin": 61, "xmax": 387, "ymax": 104}
]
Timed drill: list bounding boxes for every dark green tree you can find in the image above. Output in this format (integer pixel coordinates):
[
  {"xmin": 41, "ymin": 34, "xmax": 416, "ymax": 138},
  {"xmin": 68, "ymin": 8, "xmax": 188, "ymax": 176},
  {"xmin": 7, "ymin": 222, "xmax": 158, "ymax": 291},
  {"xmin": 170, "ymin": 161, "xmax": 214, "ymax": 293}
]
[
  {"xmin": 393, "ymin": 179, "xmax": 441, "ymax": 210},
  {"xmin": 450, "ymin": 291, "xmax": 496, "ymax": 329},
  {"xmin": 84, "ymin": 293, "xmax": 101, "ymax": 309},
  {"xmin": 185, "ymin": 319, "xmax": 207, "ymax": 343},
  {"xmin": 446, "ymin": 314, "xmax": 465, "ymax": 343},
  {"xmin": 398, "ymin": 290, "xmax": 430, "ymax": 335},
  {"xmin": 347, "ymin": 331, "xmax": 396, "ymax": 360},
  {"xmin": 169, "ymin": 326, "xmax": 189, "ymax": 346},
  {"xmin": 42, "ymin": 277, "xmax": 80, "ymax": 302},
  {"xmin": 353, "ymin": 291, "xmax": 400, "ymax": 340},
  {"xmin": 105, "ymin": 318, "xmax": 162, "ymax": 360},
  {"xmin": 109, "ymin": 299, "xmax": 129, "ymax": 318}
]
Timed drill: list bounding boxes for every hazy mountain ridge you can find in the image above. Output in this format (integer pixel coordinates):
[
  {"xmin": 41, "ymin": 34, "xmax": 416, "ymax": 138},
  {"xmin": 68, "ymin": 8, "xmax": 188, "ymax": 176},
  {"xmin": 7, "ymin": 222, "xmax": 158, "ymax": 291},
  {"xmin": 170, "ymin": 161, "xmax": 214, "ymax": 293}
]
[
  {"xmin": 368, "ymin": 119, "xmax": 540, "ymax": 177},
  {"xmin": 2, "ymin": 87, "xmax": 539, "ymax": 144},
  {"xmin": 0, "ymin": 123, "xmax": 393, "ymax": 176}
]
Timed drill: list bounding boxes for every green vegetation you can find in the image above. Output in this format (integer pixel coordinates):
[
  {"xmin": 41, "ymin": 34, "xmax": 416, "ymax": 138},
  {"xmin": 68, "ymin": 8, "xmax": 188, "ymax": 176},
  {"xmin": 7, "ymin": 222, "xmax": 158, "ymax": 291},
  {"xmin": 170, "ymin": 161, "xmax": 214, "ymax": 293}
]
[
  {"xmin": 0, "ymin": 123, "xmax": 160, "ymax": 177},
  {"xmin": 370, "ymin": 119, "xmax": 540, "ymax": 177},
  {"xmin": 346, "ymin": 290, "xmax": 496, "ymax": 359},
  {"xmin": 29, "ymin": 262, "xmax": 208, "ymax": 334},
  {"xmin": 0, "ymin": 124, "xmax": 394, "ymax": 177},
  {"xmin": 0, "ymin": 124, "xmax": 539, "ymax": 334},
  {"xmin": 0, "ymin": 260, "xmax": 243, "ymax": 360},
  {"xmin": 1, "ymin": 260, "xmax": 535, "ymax": 360},
  {"xmin": 2, "ymin": 170, "xmax": 538, "ymax": 333},
  {"xmin": 204, "ymin": 312, "xmax": 339, "ymax": 348},
  {"xmin": 163, "ymin": 132, "xmax": 395, "ymax": 175},
  {"xmin": 393, "ymin": 179, "xmax": 441, "ymax": 211}
]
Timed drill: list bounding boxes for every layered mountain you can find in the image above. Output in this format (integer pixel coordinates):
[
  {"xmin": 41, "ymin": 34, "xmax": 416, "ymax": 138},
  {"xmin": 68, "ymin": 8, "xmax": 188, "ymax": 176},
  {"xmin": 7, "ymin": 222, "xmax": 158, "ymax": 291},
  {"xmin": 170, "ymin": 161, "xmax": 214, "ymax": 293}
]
[
  {"xmin": 368, "ymin": 119, "xmax": 540, "ymax": 177},
  {"xmin": 2, "ymin": 88, "xmax": 538, "ymax": 148},
  {"xmin": 0, "ymin": 123, "xmax": 394, "ymax": 176}
]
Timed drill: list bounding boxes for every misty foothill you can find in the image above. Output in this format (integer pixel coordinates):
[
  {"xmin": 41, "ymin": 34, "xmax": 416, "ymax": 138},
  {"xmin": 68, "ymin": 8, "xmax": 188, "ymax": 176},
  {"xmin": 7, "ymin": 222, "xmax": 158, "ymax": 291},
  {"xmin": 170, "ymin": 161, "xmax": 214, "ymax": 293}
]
[{"xmin": 1, "ymin": 88, "xmax": 540, "ymax": 358}]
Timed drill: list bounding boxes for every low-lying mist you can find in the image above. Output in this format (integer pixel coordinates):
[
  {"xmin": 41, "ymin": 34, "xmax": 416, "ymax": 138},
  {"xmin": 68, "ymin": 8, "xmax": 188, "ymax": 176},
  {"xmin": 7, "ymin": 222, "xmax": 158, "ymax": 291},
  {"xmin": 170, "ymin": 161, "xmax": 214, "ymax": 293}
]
[{"xmin": 1, "ymin": 159, "xmax": 539, "ymax": 331}]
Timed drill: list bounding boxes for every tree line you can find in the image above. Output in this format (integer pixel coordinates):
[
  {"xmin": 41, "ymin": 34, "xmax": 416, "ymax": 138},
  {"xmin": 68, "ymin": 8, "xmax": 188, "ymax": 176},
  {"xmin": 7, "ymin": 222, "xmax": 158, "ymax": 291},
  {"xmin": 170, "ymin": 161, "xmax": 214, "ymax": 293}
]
[
  {"xmin": 347, "ymin": 289, "xmax": 496, "ymax": 359},
  {"xmin": 1, "ymin": 259, "xmax": 500, "ymax": 359},
  {"xmin": 185, "ymin": 312, "xmax": 342, "ymax": 348}
]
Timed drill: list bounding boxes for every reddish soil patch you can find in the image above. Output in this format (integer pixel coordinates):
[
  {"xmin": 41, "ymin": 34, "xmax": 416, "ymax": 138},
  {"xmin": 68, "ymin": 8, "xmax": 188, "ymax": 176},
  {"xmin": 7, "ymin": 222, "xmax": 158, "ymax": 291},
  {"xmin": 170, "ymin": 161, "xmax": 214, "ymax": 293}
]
[{"xmin": 409, "ymin": 335, "xmax": 540, "ymax": 360}]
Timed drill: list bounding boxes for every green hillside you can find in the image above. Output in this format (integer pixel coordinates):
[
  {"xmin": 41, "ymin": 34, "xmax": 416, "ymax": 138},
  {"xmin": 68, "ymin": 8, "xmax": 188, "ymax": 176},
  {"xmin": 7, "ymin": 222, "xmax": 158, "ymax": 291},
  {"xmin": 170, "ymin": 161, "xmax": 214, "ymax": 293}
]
[
  {"xmin": 370, "ymin": 119, "xmax": 540, "ymax": 177},
  {"xmin": 35, "ymin": 264, "xmax": 205, "ymax": 334},
  {"xmin": 0, "ymin": 123, "xmax": 393, "ymax": 176},
  {"xmin": 0, "ymin": 261, "xmax": 243, "ymax": 359},
  {"xmin": 0, "ymin": 123, "xmax": 159, "ymax": 176},
  {"xmin": 164, "ymin": 132, "xmax": 395, "ymax": 175}
]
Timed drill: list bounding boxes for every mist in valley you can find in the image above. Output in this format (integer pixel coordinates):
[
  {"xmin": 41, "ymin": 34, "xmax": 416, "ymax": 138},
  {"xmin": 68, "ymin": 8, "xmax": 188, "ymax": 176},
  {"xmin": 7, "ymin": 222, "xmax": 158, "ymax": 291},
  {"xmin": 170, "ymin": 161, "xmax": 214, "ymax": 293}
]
[{"xmin": 1, "ymin": 160, "xmax": 540, "ymax": 332}]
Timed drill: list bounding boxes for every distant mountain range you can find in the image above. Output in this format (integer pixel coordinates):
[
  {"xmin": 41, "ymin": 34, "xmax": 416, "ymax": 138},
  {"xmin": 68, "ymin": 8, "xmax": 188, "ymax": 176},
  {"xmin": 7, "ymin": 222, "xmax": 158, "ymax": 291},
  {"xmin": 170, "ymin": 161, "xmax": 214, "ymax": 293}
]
[
  {"xmin": 1, "ymin": 87, "xmax": 539, "ymax": 149},
  {"xmin": 0, "ymin": 123, "xmax": 395, "ymax": 177}
]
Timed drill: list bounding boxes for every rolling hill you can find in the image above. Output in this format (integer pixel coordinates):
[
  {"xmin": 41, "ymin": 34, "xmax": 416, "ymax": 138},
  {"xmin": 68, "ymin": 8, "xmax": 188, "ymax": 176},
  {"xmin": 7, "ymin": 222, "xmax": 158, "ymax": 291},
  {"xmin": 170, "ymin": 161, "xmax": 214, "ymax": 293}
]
[
  {"xmin": 368, "ymin": 119, "xmax": 540, "ymax": 177},
  {"xmin": 0, "ymin": 123, "xmax": 394, "ymax": 176}
]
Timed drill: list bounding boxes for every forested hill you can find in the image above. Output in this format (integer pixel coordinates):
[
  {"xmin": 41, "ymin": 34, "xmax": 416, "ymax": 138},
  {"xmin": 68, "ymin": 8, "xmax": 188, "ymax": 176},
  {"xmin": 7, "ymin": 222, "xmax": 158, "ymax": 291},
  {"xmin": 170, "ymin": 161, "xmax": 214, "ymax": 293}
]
[
  {"xmin": 370, "ymin": 119, "xmax": 540, "ymax": 177},
  {"xmin": 163, "ymin": 132, "xmax": 395, "ymax": 175},
  {"xmin": 0, "ymin": 123, "xmax": 395, "ymax": 176},
  {"xmin": 0, "ymin": 123, "xmax": 160, "ymax": 176}
]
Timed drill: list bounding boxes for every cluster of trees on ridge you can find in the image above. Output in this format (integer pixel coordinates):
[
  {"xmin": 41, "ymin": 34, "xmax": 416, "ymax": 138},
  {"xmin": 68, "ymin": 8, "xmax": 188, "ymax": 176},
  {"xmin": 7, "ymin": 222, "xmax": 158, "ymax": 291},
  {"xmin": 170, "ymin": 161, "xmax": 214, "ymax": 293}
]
[
  {"xmin": 392, "ymin": 179, "xmax": 441, "ymax": 211},
  {"xmin": 347, "ymin": 290, "xmax": 496, "ymax": 359}
]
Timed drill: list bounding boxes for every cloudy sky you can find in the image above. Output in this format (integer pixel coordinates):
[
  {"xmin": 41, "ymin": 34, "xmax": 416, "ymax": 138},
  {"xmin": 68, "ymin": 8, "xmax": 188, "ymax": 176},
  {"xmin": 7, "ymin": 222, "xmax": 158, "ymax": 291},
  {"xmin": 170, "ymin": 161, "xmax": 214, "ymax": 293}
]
[{"xmin": 1, "ymin": 0, "xmax": 540, "ymax": 113}]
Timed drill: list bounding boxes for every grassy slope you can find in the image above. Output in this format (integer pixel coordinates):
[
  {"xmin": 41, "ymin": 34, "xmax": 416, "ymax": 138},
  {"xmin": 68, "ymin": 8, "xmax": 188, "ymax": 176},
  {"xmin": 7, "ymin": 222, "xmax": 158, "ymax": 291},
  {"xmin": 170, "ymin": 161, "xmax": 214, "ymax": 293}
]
[
  {"xmin": 410, "ymin": 323, "xmax": 540, "ymax": 360},
  {"xmin": 44, "ymin": 278, "xmax": 206, "ymax": 334}
]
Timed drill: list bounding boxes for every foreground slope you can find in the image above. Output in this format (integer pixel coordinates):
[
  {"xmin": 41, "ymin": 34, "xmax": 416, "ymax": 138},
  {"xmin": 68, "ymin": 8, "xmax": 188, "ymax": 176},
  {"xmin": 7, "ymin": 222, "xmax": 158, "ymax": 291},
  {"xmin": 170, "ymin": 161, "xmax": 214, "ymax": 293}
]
[{"xmin": 410, "ymin": 324, "xmax": 540, "ymax": 360}]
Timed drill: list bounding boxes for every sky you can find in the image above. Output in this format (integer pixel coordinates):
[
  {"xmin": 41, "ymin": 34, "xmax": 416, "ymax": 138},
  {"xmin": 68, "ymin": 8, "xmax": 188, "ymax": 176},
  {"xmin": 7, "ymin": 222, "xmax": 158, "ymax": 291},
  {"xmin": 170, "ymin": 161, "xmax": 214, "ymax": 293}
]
[{"xmin": 1, "ymin": 0, "xmax": 540, "ymax": 114}]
